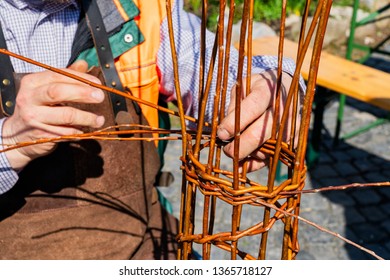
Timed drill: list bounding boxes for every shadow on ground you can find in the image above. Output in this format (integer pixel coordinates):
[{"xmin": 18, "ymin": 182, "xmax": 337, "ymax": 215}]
[{"xmin": 307, "ymin": 105, "xmax": 390, "ymax": 260}]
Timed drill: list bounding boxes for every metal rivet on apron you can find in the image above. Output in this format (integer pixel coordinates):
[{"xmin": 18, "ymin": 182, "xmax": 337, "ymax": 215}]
[
  {"xmin": 124, "ymin": 34, "xmax": 133, "ymax": 43},
  {"xmin": 5, "ymin": 100, "xmax": 13, "ymax": 108},
  {"xmin": 2, "ymin": 79, "xmax": 10, "ymax": 86},
  {"xmin": 111, "ymin": 81, "xmax": 117, "ymax": 87}
]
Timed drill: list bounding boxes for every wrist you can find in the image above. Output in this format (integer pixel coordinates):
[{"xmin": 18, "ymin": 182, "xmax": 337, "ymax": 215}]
[{"xmin": 2, "ymin": 118, "xmax": 31, "ymax": 171}]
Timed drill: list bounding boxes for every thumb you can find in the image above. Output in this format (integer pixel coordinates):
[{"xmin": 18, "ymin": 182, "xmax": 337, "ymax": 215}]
[{"xmin": 68, "ymin": 60, "xmax": 89, "ymax": 73}]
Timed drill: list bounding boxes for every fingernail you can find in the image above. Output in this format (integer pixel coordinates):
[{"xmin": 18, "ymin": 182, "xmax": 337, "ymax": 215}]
[
  {"xmin": 92, "ymin": 90, "xmax": 104, "ymax": 102},
  {"xmin": 96, "ymin": 116, "xmax": 105, "ymax": 127},
  {"xmin": 217, "ymin": 127, "xmax": 230, "ymax": 140}
]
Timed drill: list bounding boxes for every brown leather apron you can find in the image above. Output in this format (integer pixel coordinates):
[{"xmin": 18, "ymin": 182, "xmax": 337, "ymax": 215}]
[{"xmin": 0, "ymin": 69, "xmax": 178, "ymax": 260}]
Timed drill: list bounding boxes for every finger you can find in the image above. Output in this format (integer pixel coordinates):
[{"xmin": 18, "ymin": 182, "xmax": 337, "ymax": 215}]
[
  {"xmin": 226, "ymin": 84, "xmax": 237, "ymax": 115},
  {"xmin": 20, "ymin": 67, "xmax": 102, "ymax": 89},
  {"xmin": 249, "ymin": 149, "xmax": 268, "ymax": 161},
  {"xmin": 226, "ymin": 79, "xmax": 252, "ymax": 115},
  {"xmin": 218, "ymin": 91, "xmax": 272, "ymax": 140},
  {"xmin": 240, "ymin": 158, "xmax": 269, "ymax": 172},
  {"xmin": 36, "ymin": 106, "xmax": 105, "ymax": 128},
  {"xmin": 68, "ymin": 60, "xmax": 89, "ymax": 73},
  {"xmin": 21, "ymin": 121, "xmax": 84, "ymax": 139},
  {"xmin": 217, "ymin": 75, "xmax": 274, "ymax": 140},
  {"xmin": 33, "ymin": 83, "xmax": 105, "ymax": 105},
  {"xmin": 223, "ymin": 109, "xmax": 274, "ymax": 159}
]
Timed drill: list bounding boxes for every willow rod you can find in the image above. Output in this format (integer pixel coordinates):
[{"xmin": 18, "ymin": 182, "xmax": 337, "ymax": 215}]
[{"xmin": 254, "ymin": 198, "xmax": 384, "ymax": 260}]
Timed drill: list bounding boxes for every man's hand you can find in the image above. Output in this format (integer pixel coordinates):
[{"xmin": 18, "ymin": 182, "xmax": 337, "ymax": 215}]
[
  {"xmin": 2, "ymin": 60, "xmax": 105, "ymax": 171},
  {"xmin": 217, "ymin": 70, "xmax": 298, "ymax": 172}
]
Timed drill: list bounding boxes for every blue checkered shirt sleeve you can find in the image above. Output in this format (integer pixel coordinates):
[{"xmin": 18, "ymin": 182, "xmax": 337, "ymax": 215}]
[{"xmin": 0, "ymin": 119, "xmax": 19, "ymax": 194}]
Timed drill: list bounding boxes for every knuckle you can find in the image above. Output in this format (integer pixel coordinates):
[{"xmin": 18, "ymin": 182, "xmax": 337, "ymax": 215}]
[
  {"xmin": 46, "ymin": 84, "xmax": 60, "ymax": 102},
  {"xmin": 247, "ymin": 129, "xmax": 262, "ymax": 144},
  {"xmin": 222, "ymin": 121, "xmax": 235, "ymax": 136},
  {"xmin": 20, "ymin": 74, "xmax": 34, "ymax": 87},
  {"xmin": 20, "ymin": 109, "xmax": 35, "ymax": 126},
  {"xmin": 63, "ymin": 107, "xmax": 77, "ymax": 125},
  {"xmin": 45, "ymin": 71, "xmax": 57, "ymax": 81},
  {"xmin": 15, "ymin": 92, "xmax": 28, "ymax": 108}
]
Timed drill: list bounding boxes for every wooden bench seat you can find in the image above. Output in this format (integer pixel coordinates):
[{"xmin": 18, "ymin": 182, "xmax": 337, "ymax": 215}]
[{"xmin": 249, "ymin": 36, "xmax": 390, "ymax": 112}]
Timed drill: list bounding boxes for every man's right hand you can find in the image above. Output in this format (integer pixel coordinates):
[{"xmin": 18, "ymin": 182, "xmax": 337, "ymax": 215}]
[{"xmin": 1, "ymin": 60, "xmax": 105, "ymax": 171}]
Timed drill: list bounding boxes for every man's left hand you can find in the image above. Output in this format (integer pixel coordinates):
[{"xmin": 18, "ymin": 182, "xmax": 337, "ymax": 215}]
[{"xmin": 217, "ymin": 70, "xmax": 298, "ymax": 172}]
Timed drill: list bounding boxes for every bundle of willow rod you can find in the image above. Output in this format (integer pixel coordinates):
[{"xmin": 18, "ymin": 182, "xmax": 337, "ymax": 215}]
[{"xmin": 165, "ymin": 0, "xmax": 333, "ymax": 260}]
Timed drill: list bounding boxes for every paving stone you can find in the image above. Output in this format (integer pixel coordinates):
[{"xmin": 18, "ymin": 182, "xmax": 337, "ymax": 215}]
[
  {"xmin": 350, "ymin": 223, "xmax": 389, "ymax": 243},
  {"xmin": 316, "ymin": 176, "xmax": 350, "ymax": 188},
  {"xmin": 364, "ymin": 172, "xmax": 390, "ymax": 183},
  {"xmin": 350, "ymin": 189, "xmax": 382, "ymax": 205},
  {"xmin": 317, "ymin": 153, "xmax": 336, "ymax": 164},
  {"xmin": 300, "ymin": 194, "xmax": 333, "ymax": 212},
  {"xmin": 385, "ymin": 240, "xmax": 390, "ymax": 253},
  {"xmin": 344, "ymin": 228, "xmax": 359, "ymax": 243},
  {"xmin": 346, "ymin": 148, "xmax": 369, "ymax": 160},
  {"xmin": 319, "ymin": 137, "xmax": 336, "ymax": 151},
  {"xmin": 345, "ymin": 175, "xmax": 369, "ymax": 184},
  {"xmin": 378, "ymin": 187, "xmax": 390, "ymax": 200},
  {"xmin": 370, "ymin": 158, "xmax": 390, "ymax": 169},
  {"xmin": 353, "ymin": 158, "xmax": 376, "ymax": 173},
  {"xmin": 344, "ymin": 207, "xmax": 366, "ymax": 225},
  {"xmin": 381, "ymin": 160, "xmax": 390, "ymax": 170},
  {"xmin": 328, "ymin": 150, "xmax": 353, "ymax": 162},
  {"xmin": 309, "ymin": 164, "xmax": 339, "ymax": 178},
  {"xmin": 333, "ymin": 162, "xmax": 359, "ymax": 177},
  {"xmin": 380, "ymin": 220, "xmax": 390, "ymax": 234},
  {"xmin": 380, "ymin": 202, "xmax": 390, "ymax": 216},
  {"xmin": 348, "ymin": 130, "xmax": 375, "ymax": 146},
  {"xmin": 344, "ymin": 243, "xmax": 371, "ymax": 260},
  {"xmin": 323, "ymin": 190, "xmax": 356, "ymax": 207},
  {"xmin": 305, "ymin": 177, "xmax": 321, "ymax": 190},
  {"xmin": 379, "ymin": 171, "xmax": 390, "ymax": 180},
  {"xmin": 359, "ymin": 205, "xmax": 389, "ymax": 223},
  {"xmin": 295, "ymin": 250, "xmax": 316, "ymax": 260},
  {"xmin": 363, "ymin": 244, "xmax": 390, "ymax": 260},
  {"xmin": 300, "ymin": 243, "xmax": 345, "ymax": 260},
  {"xmin": 330, "ymin": 140, "xmax": 350, "ymax": 151}
]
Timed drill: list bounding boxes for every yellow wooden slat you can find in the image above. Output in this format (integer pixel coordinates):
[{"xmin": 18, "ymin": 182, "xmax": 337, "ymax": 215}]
[{"xmin": 248, "ymin": 36, "xmax": 390, "ymax": 111}]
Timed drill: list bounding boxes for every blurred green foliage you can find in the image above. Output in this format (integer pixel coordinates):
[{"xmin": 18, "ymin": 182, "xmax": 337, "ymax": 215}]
[{"xmin": 183, "ymin": 0, "xmax": 354, "ymax": 31}]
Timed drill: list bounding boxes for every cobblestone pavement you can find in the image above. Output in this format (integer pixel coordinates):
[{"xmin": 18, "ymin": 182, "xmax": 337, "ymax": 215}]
[{"xmin": 158, "ymin": 55, "xmax": 390, "ymax": 260}]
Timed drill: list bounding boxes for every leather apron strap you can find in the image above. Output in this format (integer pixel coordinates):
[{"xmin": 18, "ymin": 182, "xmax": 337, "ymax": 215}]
[
  {"xmin": 0, "ymin": 21, "xmax": 16, "ymax": 116},
  {"xmin": 81, "ymin": 0, "xmax": 141, "ymax": 119}
]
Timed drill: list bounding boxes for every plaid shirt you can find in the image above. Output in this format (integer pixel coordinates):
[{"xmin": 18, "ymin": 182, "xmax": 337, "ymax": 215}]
[
  {"xmin": 0, "ymin": 0, "xmax": 80, "ymax": 194},
  {"xmin": 0, "ymin": 0, "xmax": 302, "ymax": 194}
]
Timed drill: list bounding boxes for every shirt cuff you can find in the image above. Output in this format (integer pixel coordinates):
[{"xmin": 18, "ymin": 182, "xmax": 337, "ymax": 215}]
[{"xmin": 0, "ymin": 118, "xmax": 19, "ymax": 194}]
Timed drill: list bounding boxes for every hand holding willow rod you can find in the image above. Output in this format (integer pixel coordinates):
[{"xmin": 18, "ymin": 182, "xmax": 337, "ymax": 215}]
[
  {"xmin": 217, "ymin": 69, "xmax": 298, "ymax": 171},
  {"xmin": 1, "ymin": 60, "xmax": 105, "ymax": 171}
]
